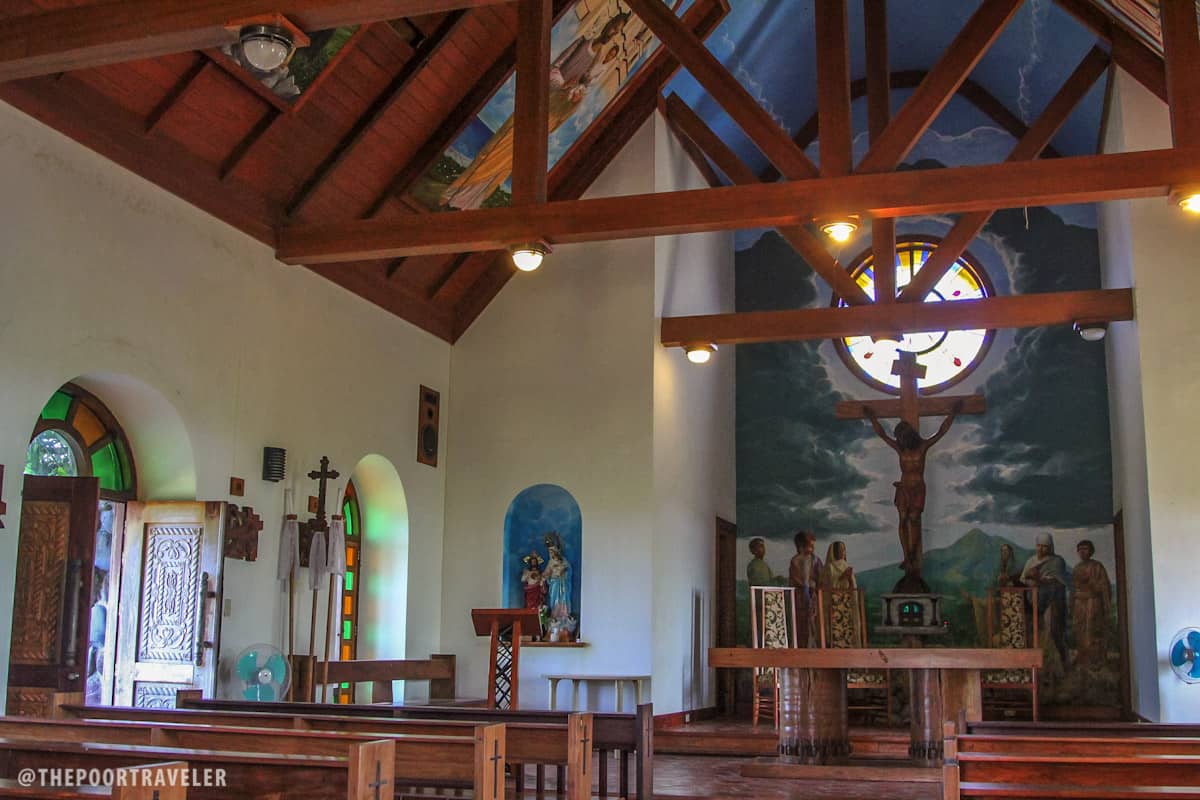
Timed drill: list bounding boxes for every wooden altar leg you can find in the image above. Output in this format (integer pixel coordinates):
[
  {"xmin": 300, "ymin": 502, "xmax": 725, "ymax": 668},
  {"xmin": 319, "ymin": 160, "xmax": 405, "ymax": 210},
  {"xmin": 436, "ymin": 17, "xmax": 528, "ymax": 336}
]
[
  {"xmin": 909, "ymin": 668, "xmax": 944, "ymax": 765},
  {"xmin": 778, "ymin": 667, "xmax": 849, "ymax": 764}
]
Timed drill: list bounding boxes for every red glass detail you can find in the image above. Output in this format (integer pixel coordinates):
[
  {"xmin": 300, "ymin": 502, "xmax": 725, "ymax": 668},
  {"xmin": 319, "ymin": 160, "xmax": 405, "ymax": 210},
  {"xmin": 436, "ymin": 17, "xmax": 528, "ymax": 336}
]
[
  {"xmin": 864, "ymin": 352, "xmax": 873, "ymax": 359},
  {"xmin": 953, "ymin": 357, "xmax": 962, "ymax": 367}
]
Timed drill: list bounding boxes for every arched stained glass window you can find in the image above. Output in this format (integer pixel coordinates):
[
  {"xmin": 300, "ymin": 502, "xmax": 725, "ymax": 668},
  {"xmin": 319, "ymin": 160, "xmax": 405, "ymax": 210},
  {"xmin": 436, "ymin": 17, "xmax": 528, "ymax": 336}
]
[
  {"xmin": 24, "ymin": 384, "xmax": 137, "ymax": 498},
  {"xmin": 833, "ymin": 239, "xmax": 995, "ymax": 394},
  {"xmin": 337, "ymin": 480, "xmax": 363, "ymax": 704}
]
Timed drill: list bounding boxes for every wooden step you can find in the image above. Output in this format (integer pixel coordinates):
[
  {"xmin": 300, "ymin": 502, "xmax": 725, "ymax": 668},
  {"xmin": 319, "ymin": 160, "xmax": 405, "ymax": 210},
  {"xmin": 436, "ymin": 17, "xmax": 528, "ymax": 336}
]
[{"xmin": 960, "ymin": 781, "xmax": 1200, "ymax": 798}]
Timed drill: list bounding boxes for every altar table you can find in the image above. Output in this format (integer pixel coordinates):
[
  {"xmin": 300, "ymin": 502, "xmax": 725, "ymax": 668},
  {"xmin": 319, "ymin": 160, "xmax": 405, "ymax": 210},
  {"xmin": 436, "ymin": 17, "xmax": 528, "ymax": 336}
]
[{"xmin": 708, "ymin": 648, "xmax": 1042, "ymax": 765}]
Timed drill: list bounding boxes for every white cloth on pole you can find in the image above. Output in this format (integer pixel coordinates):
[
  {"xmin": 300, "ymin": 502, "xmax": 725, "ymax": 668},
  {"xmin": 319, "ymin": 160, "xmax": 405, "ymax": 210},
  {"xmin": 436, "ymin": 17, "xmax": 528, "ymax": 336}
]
[
  {"xmin": 277, "ymin": 517, "xmax": 300, "ymax": 587},
  {"xmin": 308, "ymin": 530, "xmax": 328, "ymax": 591},
  {"xmin": 326, "ymin": 516, "xmax": 346, "ymax": 577}
]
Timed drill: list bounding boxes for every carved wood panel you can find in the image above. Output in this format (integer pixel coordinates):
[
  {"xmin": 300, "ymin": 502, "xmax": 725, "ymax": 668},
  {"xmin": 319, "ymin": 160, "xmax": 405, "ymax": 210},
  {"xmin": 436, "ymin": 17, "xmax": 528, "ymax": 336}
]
[
  {"xmin": 136, "ymin": 525, "xmax": 202, "ymax": 664},
  {"xmin": 5, "ymin": 687, "xmax": 54, "ymax": 718},
  {"xmin": 10, "ymin": 501, "xmax": 70, "ymax": 665},
  {"xmin": 132, "ymin": 682, "xmax": 178, "ymax": 709}
]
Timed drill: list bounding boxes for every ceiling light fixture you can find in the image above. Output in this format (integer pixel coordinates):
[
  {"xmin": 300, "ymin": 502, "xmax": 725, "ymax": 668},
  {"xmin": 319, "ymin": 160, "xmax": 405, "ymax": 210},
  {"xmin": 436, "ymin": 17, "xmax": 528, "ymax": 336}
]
[
  {"xmin": 819, "ymin": 215, "xmax": 860, "ymax": 243},
  {"xmin": 510, "ymin": 242, "xmax": 550, "ymax": 272},
  {"xmin": 1169, "ymin": 185, "xmax": 1200, "ymax": 215},
  {"xmin": 1074, "ymin": 321, "xmax": 1107, "ymax": 342},
  {"xmin": 684, "ymin": 343, "xmax": 717, "ymax": 364},
  {"xmin": 239, "ymin": 24, "xmax": 297, "ymax": 72}
]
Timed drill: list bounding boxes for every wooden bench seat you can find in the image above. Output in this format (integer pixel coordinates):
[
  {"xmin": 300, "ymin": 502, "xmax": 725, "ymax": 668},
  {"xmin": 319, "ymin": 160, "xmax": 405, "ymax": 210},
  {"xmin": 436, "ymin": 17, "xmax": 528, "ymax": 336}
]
[
  {"xmin": 957, "ymin": 734, "xmax": 1200, "ymax": 756},
  {"xmin": 0, "ymin": 762, "xmax": 186, "ymax": 800},
  {"xmin": 0, "ymin": 735, "xmax": 395, "ymax": 800},
  {"xmin": 959, "ymin": 782, "xmax": 1200, "ymax": 798},
  {"xmin": 957, "ymin": 751, "xmax": 1200, "ymax": 785}
]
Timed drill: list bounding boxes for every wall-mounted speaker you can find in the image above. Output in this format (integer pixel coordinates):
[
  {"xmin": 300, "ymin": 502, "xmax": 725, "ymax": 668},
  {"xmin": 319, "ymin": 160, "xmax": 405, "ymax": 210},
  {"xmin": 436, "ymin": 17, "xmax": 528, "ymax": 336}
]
[
  {"xmin": 262, "ymin": 446, "xmax": 287, "ymax": 482},
  {"xmin": 418, "ymin": 386, "xmax": 440, "ymax": 468}
]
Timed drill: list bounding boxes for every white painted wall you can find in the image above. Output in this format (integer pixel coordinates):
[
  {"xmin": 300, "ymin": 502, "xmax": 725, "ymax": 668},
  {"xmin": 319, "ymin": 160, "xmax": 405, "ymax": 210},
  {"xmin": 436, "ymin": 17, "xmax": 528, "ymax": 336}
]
[
  {"xmin": 1099, "ymin": 69, "xmax": 1200, "ymax": 721},
  {"xmin": 650, "ymin": 114, "xmax": 736, "ymax": 714},
  {"xmin": 0, "ymin": 102, "xmax": 450, "ymax": 706}
]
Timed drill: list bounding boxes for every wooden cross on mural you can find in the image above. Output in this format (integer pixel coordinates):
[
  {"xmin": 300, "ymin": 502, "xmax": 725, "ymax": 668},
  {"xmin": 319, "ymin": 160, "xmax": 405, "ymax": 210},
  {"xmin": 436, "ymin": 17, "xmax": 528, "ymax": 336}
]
[{"xmin": 835, "ymin": 351, "xmax": 986, "ymax": 590}]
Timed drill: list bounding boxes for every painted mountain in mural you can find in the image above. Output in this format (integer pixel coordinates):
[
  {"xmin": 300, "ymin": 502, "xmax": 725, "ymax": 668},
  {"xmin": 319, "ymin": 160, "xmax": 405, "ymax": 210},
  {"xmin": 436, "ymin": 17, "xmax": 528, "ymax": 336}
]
[{"xmin": 855, "ymin": 528, "xmax": 1033, "ymax": 647}]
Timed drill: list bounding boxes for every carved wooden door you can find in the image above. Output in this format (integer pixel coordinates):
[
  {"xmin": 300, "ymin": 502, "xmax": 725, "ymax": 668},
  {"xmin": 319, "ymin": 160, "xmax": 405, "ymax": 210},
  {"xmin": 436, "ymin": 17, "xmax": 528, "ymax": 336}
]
[
  {"xmin": 6, "ymin": 476, "xmax": 100, "ymax": 717},
  {"xmin": 114, "ymin": 502, "xmax": 224, "ymax": 707}
]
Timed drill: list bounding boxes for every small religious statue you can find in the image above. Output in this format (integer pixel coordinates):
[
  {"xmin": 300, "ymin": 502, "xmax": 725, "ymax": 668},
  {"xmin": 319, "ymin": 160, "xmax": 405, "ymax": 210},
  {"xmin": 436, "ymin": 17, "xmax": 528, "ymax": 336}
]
[
  {"xmin": 543, "ymin": 532, "xmax": 575, "ymax": 640},
  {"xmin": 1070, "ymin": 539, "xmax": 1112, "ymax": 668},
  {"xmin": 520, "ymin": 552, "xmax": 549, "ymax": 631},
  {"xmin": 864, "ymin": 398, "xmax": 963, "ymax": 590},
  {"xmin": 789, "ymin": 531, "xmax": 822, "ymax": 647},
  {"xmin": 1020, "ymin": 533, "xmax": 1070, "ymax": 670}
]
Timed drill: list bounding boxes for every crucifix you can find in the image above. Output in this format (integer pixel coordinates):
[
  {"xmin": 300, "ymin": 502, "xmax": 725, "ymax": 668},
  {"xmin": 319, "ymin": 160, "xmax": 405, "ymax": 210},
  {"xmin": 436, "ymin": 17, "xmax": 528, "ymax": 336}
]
[
  {"xmin": 299, "ymin": 455, "xmax": 340, "ymax": 702},
  {"xmin": 369, "ymin": 759, "xmax": 389, "ymax": 800},
  {"xmin": 490, "ymin": 740, "xmax": 502, "ymax": 798},
  {"xmin": 308, "ymin": 455, "xmax": 340, "ymax": 534},
  {"xmin": 836, "ymin": 351, "xmax": 985, "ymax": 592}
]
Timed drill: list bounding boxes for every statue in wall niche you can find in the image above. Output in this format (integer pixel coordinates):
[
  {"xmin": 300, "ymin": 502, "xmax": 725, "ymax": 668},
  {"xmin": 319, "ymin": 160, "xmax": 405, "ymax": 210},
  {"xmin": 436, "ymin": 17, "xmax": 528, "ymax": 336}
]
[
  {"xmin": 520, "ymin": 552, "xmax": 549, "ymax": 631},
  {"xmin": 543, "ymin": 532, "xmax": 575, "ymax": 640}
]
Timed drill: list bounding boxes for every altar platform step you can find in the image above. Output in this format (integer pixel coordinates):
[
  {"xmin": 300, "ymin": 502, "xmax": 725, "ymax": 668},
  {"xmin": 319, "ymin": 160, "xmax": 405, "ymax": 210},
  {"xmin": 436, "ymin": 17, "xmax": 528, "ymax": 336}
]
[{"xmin": 655, "ymin": 717, "xmax": 912, "ymax": 759}]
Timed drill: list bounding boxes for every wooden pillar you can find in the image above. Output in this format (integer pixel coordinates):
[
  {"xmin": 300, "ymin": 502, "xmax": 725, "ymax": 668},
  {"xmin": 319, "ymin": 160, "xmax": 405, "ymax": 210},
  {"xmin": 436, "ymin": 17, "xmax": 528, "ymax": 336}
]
[
  {"xmin": 778, "ymin": 667, "xmax": 849, "ymax": 764},
  {"xmin": 909, "ymin": 668, "xmax": 944, "ymax": 765}
]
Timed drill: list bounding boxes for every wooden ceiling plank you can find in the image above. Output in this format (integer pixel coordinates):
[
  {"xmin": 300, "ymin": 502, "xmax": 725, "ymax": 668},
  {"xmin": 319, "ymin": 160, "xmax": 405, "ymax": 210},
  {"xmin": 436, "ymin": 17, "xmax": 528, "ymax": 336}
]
[
  {"xmin": 221, "ymin": 108, "xmax": 284, "ymax": 180},
  {"xmin": 0, "ymin": 0, "xmax": 515, "ymax": 82},
  {"xmin": 276, "ymin": 146, "xmax": 1200, "ymax": 263},
  {"xmin": 624, "ymin": 0, "xmax": 819, "ymax": 180},
  {"xmin": 864, "ymin": 0, "xmax": 894, "ymax": 305},
  {"xmin": 144, "ymin": 57, "xmax": 210, "ymax": 135},
  {"xmin": 1160, "ymin": 0, "xmax": 1200, "ymax": 149},
  {"xmin": 511, "ymin": 0, "xmax": 552, "ymax": 206},
  {"xmin": 896, "ymin": 45, "xmax": 1110, "ymax": 303},
  {"xmin": 428, "ymin": 253, "xmax": 474, "ymax": 300},
  {"xmin": 385, "ymin": 256, "xmax": 409, "ymax": 279},
  {"xmin": 663, "ymin": 93, "xmax": 872, "ymax": 306},
  {"xmin": 660, "ymin": 288, "xmax": 1134, "ymax": 346},
  {"xmin": 1052, "ymin": 0, "xmax": 1167, "ymax": 102},
  {"xmin": 285, "ymin": 12, "xmax": 466, "ymax": 219},
  {"xmin": 856, "ymin": 0, "xmax": 1024, "ymax": 174},
  {"xmin": 815, "ymin": 0, "xmax": 852, "ymax": 177}
]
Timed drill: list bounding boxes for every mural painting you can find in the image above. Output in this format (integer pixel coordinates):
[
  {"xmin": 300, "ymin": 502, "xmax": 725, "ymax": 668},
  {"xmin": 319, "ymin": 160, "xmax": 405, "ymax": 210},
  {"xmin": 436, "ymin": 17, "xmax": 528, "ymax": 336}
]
[
  {"xmin": 734, "ymin": 122, "xmax": 1121, "ymax": 712},
  {"xmin": 223, "ymin": 25, "xmax": 363, "ymax": 102},
  {"xmin": 409, "ymin": 0, "xmax": 658, "ymax": 211},
  {"xmin": 503, "ymin": 484, "xmax": 583, "ymax": 642}
]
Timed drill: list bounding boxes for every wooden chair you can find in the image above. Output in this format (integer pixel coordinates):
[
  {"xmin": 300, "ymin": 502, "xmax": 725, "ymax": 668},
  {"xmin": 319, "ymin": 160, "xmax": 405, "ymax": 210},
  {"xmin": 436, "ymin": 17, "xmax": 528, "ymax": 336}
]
[
  {"xmin": 749, "ymin": 586, "xmax": 798, "ymax": 728},
  {"xmin": 819, "ymin": 586, "xmax": 891, "ymax": 724},
  {"xmin": 983, "ymin": 585, "xmax": 1039, "ymax": 720}
]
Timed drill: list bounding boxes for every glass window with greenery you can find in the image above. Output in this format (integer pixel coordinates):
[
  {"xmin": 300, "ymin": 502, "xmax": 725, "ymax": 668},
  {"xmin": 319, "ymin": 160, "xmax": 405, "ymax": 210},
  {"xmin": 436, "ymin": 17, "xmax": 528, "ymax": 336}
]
[{"xmin": 24, "ymin": 384, "xmax": 137, "ymax": 499}]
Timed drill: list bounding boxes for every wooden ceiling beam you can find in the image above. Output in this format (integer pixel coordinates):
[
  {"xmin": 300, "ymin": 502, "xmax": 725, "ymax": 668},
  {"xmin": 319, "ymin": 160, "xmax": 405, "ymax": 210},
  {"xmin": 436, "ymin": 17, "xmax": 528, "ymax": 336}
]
[
  {"xmin": 144, "ymin": 57, "xmax": 211, "ymax": 135},
  {"xmin": 1160, "ymin": 0, "xmax": 1200, "ymax": 150},
  {"xmin": 511, "ymin": 0, "xmax": 552, "ymax": 206},
  {"xmin": 660, "ymin": 288, "xmax": 1134, "ymax": 346},
  {"xmin": 624, "ymin": 0, "xmax": 819, "ymax": 180},
  {"xmin": 856, "ymin": 0, "xmax": 1023, "ymax": 174},
  {"xmin": 864, "ymin": 0, "xmax": 894, "ymax": 305},
  {"xmin": 896, "ymin": 45, "xmax": 1110, "ymax": 303},
  {"xmin": 285, "ymin": 12, "xmax": 467, "ymax": 219},
  {"xmin": 277, "ymin": 146, "xmax": 1200, "ymax": 264},
  {"xmin": 1052, "ymin": 0, "xmax": 1167, "ymax": 102},
  {"xmin": 658, "ymin": 97, "xmax": 724, "ymax": 189},
  {"xmin": 663, "ymin": 93, "xmax": 872, "ymax": 306},
  {"xmin": 815, "ymin": 0, "xmax": 852, "ymax": 177},
  {"xmin": 0, "ymin": 0, "xmax": 511, "ymax": 83}
]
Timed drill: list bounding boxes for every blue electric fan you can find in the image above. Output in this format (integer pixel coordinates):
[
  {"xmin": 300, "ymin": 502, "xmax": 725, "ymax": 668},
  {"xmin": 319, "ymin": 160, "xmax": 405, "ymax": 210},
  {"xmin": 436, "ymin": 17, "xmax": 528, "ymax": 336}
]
[
  {"xmin": 233, "ymin": 644, "xmax": 291, "ymax": 701},
  {"xmin": 1169, "ymin": 628, "xmax": 1200, "ymax": 685}
]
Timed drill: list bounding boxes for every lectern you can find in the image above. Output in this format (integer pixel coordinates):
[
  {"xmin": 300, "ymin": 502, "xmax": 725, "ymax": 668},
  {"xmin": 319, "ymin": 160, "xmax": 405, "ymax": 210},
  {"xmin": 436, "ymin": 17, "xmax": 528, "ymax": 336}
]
[{"xmin": 471, "ymin": 608, "xmax": 540, "ymax": 709}]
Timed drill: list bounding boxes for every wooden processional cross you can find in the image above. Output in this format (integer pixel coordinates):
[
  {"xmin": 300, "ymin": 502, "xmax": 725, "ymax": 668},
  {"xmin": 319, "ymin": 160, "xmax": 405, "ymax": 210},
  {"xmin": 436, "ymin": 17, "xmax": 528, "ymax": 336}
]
[
  {"xmin": 308, "ymin": 455, "xmax": 340, "ymax": 534},
  {"xmin": 836, "ymin": 351, "xmax": 986, "ymax": 590}
]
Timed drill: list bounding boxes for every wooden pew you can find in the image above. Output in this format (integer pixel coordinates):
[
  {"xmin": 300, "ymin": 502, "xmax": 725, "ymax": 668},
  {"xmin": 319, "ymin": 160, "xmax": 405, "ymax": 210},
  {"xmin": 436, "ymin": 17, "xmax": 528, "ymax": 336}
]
[
  {"xmin": 312, "ymin": 655, "xmax": 458, "ymax": 703},
  {"xmin": 0, "ymin": 761, "xmax": 187, "ymax": 800},
  {"xmin": 0, "ymin": 736, "xmax": 397, "ymax": 800},
  {"xmin": 173, "ymin": 696, "xmax": 654, "ymax": 798},
  {"xmin": 0, "ymin": 717, "xmax": 512, "ymax": 799},
  {"xmin": 943, "ymin": 721, "xmax": 1200, "ymax": 799}
]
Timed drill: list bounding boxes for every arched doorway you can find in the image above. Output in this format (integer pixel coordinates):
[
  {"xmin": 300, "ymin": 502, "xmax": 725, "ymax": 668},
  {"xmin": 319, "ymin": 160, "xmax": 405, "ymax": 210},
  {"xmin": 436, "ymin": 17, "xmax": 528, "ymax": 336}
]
[
  {"xmin": 8, "ymin": 376, "xmax": 199, "ymax": 715},
  {"xmin": 332, "ymin": 455, "xmax": 408, "ymax": 703}
]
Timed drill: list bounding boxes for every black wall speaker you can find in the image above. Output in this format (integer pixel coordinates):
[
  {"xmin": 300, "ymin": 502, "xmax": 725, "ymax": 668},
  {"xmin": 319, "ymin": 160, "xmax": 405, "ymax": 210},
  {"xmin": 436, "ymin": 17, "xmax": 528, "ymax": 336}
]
[
  {"xmin": 418, "ymin": 386, "xmax": 440, "ymax": 468},
  {"xmin": 262, "ymin": 446, "xmax": 287, "ymax": 482}
]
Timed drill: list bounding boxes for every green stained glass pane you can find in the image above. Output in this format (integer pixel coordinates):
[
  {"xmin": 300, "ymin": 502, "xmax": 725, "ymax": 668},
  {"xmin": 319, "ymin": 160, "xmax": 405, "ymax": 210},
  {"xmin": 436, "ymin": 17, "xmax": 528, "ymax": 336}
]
[
  {"xmin": 115, "ymin": 438, "xmax": 132, "ymax": 490},
  {"xmin": 341, "ymin": 682, "xmax": 350, "ymax": 690},
  {"xmin": 91, "ymin": 442, "xmax": 120, "ymax": 491},
  {"xmin": 343, "ymin": 620, "xmax": 352, "ymax": 640},
  {"xmin": 345, "ymin": 572, "xmax": 353, "ymax": 591},
  {"xmin": 42, "ymin": 391, "xmax": 72, "ymax": 421},
  {"xmin": 343, "ymin": 502, "xmax": 354, "ymax": 537}
]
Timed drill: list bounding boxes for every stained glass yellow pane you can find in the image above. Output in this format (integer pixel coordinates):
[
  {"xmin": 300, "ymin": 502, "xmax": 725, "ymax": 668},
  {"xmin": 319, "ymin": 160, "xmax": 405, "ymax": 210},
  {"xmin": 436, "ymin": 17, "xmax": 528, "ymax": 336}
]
[
  {"xmin": 72, "ymin": 404, "xmax": 105, "ymax": 447},
  {"xmin": 342, "ymin": 644, "xmax": 351, "ymax": 660},
  {"xmin": 346, "ymin": 547, "xmax": 355, "ymax": 567},
  {"xmin": 343, "ymin": 596, "xmax": 352, "ymax": 616}
]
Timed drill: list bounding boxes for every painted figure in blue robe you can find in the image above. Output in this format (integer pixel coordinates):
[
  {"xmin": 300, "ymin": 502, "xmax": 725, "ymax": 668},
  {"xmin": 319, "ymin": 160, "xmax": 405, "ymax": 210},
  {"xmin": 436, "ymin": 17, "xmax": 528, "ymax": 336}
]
[{"xmin": 543, "ymin": 532, "xmax": 573, "ymax": 622}]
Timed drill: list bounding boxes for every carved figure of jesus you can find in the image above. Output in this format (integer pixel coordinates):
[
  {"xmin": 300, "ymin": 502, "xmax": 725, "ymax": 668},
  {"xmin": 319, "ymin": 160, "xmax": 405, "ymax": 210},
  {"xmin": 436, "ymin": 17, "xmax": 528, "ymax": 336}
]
[{"xmin": 864, "ymin": 400, "xmax": 963, "ymax": 580}]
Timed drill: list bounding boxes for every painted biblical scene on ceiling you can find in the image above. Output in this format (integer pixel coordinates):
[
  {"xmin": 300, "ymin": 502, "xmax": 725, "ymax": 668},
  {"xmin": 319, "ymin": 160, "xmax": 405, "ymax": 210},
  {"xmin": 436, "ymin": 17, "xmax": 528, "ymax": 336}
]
[
  {"xmin": 222, "ymin": 25, "xmax": 364, "ymax": 102},
  {"xmin": 409, "ymin": 0, "xmax": 658, "ymax": 211}
]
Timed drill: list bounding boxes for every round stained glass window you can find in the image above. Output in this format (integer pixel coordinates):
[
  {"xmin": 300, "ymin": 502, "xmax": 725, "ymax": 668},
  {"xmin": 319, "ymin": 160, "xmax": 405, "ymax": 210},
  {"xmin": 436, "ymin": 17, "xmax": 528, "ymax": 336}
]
[{"xmin": 833, "ymin": 239, "xmax": 995, "ymax": 394}]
